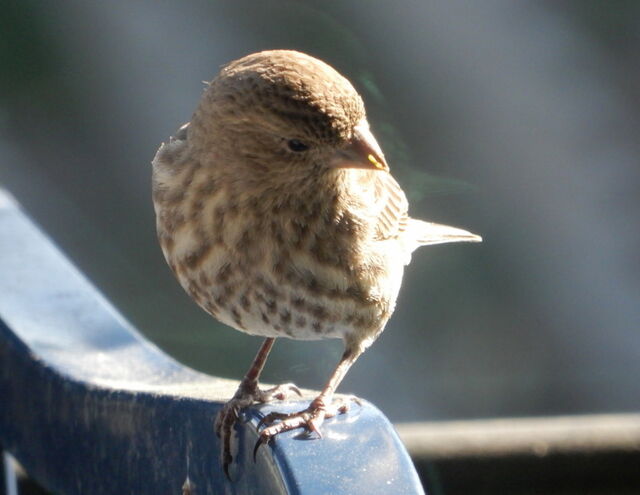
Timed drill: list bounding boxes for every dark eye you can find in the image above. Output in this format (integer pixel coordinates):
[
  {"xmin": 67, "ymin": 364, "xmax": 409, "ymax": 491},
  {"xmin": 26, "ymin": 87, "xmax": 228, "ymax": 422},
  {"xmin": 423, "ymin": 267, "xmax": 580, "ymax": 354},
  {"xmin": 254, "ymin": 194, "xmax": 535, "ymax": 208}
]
[{"xmin": 287, "ymin": 139, "xmax": 309, "ymax": 152}]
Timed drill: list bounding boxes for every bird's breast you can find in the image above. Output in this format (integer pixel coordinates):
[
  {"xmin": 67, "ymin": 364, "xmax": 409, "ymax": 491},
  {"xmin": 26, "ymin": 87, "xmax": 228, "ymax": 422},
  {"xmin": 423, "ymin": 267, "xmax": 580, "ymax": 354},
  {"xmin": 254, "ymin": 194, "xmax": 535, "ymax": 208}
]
[{"xmin": 153, "ymin": 160, "xmax": 400, "ymax": 347}]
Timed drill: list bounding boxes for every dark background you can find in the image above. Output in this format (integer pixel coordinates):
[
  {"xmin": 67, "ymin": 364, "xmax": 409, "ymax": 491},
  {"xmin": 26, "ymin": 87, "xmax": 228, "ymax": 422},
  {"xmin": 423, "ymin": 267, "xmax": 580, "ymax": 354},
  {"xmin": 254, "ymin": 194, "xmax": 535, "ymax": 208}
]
[{"xmin": 1, "ymin": 1, "xmax": 639, "ymax": 423}]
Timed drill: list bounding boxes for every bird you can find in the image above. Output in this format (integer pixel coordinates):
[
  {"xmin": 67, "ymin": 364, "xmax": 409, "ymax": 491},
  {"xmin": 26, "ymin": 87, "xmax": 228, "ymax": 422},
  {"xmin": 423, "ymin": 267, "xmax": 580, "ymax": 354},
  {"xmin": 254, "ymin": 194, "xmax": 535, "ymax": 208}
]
[{"xmin": 152, "ymin": 49, "xmax": 481, "ymax": 477}]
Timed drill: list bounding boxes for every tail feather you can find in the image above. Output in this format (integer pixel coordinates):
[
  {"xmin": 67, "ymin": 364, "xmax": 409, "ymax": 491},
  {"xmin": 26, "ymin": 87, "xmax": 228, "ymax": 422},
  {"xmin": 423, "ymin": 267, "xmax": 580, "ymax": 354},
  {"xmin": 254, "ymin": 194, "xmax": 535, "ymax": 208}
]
[{"xmin": 409, "ymin": 219, "xmax": 482, "ymax": 247}]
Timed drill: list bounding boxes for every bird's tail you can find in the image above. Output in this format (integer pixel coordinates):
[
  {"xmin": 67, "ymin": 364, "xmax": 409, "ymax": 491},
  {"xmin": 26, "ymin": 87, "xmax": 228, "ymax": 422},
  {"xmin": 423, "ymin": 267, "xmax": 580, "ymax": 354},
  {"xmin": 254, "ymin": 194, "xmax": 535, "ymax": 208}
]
[{"xmin": 409, "ymin": 219, "xmax": 482, "ymax": 247}]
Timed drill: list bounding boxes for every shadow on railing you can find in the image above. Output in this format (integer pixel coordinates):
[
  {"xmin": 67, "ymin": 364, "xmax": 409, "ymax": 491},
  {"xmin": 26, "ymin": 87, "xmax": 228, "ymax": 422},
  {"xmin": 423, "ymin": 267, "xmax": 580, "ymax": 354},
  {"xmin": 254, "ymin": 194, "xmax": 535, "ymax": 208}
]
[{"xmin": 0, "ymin": 189, "xmax": 424, "ymax": 495}]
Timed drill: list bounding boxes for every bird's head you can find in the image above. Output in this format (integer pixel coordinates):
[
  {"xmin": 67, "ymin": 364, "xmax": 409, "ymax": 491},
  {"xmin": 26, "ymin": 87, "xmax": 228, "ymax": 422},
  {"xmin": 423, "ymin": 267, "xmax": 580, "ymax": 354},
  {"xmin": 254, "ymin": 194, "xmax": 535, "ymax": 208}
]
[{"xmin": 190, "ymin": 50, "xmax": 388, "ymax": 180}]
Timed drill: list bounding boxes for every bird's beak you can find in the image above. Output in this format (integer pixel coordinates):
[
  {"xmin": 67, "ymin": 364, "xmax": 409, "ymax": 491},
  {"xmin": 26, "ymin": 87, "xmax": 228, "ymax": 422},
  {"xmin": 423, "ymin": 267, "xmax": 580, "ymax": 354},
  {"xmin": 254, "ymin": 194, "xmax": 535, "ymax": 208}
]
[{"xmin": 330, "ymin": 119, "xmax": 389, "ymax": 172}]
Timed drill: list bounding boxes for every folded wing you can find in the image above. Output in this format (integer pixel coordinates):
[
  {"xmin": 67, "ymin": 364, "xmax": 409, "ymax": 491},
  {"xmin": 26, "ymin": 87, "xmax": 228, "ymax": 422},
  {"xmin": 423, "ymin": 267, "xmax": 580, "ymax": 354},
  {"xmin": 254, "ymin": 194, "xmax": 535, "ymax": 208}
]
[{"xmin": 373, "ymin": 172, "xmax": 482, "ymax": 251}]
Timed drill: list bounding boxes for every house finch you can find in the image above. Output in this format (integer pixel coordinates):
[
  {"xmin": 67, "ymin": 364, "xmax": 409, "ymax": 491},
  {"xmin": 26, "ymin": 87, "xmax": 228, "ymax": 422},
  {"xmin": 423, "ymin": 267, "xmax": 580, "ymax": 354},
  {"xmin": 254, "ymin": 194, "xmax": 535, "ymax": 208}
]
[{"xmin": 152, "ymin": 50, "xmax": 481, "ymax": 477}]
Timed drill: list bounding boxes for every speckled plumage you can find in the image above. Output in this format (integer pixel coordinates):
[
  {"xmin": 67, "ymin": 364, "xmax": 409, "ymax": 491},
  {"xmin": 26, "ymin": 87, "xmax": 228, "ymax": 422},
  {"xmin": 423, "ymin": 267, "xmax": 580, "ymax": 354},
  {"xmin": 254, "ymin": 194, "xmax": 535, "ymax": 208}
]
[{"xmin": 152, "ymin": 50, "xmax": 481, "ymax": 476}]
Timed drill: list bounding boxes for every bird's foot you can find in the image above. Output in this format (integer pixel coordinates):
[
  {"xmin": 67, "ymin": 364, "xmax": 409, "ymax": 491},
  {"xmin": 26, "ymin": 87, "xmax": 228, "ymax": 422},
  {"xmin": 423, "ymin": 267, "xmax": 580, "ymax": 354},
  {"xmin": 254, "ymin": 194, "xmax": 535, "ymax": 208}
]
[
  {"xmin": 253, "ymin": 395, "xmax": 361, "ymax": 459},
  {"xmin": 215, "ymin": 381, "xmax": 301, "ymax": 479}
]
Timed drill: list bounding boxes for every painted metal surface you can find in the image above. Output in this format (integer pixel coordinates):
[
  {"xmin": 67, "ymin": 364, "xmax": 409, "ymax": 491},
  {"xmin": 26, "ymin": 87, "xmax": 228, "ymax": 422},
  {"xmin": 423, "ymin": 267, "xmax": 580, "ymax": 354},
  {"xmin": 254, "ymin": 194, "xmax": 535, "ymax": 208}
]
[{"xmin": 0, "ymin": 189, "xmax": 424, "ymax": 494}]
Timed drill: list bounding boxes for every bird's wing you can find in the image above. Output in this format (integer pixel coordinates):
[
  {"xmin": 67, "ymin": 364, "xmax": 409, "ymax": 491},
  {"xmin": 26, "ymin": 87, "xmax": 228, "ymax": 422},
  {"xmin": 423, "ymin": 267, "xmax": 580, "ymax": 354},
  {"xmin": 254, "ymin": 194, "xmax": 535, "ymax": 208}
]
[
  {"xmin": 373, "ymin": 173, "xmax": 482, "ymax": 247},
  {"xmin": 373, "ymin": 172, "xmax": 410, "ymax": 242}
]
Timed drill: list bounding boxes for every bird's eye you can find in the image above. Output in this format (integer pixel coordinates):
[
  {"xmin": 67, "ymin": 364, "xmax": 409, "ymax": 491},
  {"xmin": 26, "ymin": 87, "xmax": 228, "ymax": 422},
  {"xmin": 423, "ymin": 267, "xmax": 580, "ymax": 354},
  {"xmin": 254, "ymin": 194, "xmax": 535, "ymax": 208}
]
[{"xmin": 287, "ymin": 139, "xmax": 309, "ymax": 152}]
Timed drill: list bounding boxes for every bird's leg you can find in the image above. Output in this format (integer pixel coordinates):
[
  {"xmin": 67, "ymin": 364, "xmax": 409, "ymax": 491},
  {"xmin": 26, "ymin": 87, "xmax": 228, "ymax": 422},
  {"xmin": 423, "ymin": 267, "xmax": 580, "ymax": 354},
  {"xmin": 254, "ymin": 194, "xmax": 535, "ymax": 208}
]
[
  {"xmin": 254, "ymin": 347, "xmax": 362, "ymax": 457},
  {"xmin": 216, "ymin": 337, "xmax": 301, "ymax": 478}
]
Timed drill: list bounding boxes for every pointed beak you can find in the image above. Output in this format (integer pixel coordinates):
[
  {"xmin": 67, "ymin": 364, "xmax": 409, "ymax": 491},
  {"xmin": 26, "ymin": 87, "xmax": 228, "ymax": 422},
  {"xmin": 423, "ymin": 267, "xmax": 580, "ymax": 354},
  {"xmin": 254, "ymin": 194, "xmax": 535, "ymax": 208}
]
[{"xmin": 330, "ymin": 120, "xmax": 389, "ymax": 172}]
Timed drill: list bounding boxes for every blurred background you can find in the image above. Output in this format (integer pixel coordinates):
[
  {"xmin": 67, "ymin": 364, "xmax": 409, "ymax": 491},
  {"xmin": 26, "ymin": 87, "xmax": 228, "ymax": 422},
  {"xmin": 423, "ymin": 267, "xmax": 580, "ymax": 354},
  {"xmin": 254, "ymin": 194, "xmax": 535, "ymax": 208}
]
[{"xmin": 1, "ymin": 0, "xmax": 639, "ymax": 424}]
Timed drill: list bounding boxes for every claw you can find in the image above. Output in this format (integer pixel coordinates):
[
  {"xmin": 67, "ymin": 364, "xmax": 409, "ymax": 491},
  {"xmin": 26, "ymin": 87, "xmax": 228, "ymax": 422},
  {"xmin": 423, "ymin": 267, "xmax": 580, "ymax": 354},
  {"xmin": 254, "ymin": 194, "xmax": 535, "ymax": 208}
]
[
  {"xmin": 221, "ymin": 425, "xmax": 234, "ymax": 480},
  {"xmin": 215, "ymin": 381, "xmax": 301, "ymax": 477},
  {"xmin": 308, "ymin": 416, "xmax": 323, "ymax": 438},
  {"xmin": 254, "ymin": 396, "xmax": 351, "ymax": 446},
  {"xmin": 336, "ymin": 395, "xmax": 361, "ymax": 414},
  {"xmin": 273, "ymin": 384, "xmax": 302, "ymax": 400},
  {"xmin": 258, "ymin": 382, "xmax": 303, "ymax": 402},
  {"xmin": 253, "ymin": 434, "xmax": 271, "ymax": 461},
  {"xmin": 257, "ymin": 411, "xmax": 290, "ymax": 430}
]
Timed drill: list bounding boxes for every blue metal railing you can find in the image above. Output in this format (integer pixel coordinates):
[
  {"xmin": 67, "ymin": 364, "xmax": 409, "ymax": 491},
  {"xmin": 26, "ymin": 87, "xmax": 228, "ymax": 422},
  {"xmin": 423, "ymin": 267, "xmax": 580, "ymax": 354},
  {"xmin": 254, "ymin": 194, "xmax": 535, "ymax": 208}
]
[{"xmin": 0, "ymin": 189, "xmax": 424, "ymax": 495}]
